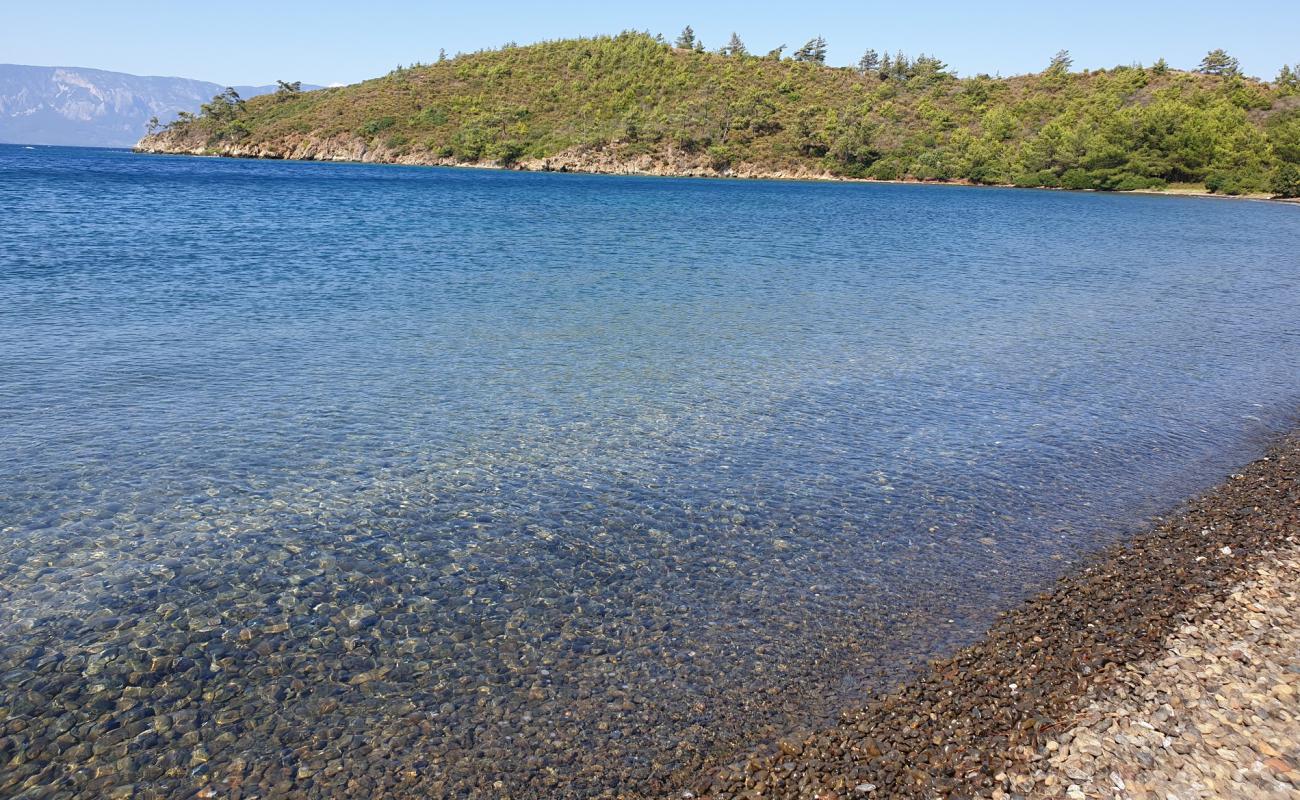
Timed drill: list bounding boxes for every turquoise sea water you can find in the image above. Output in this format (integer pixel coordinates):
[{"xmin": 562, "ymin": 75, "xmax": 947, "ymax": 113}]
[{"xmin": 1, "ymin": 145, "xmax": 1298, "ymax": 797}]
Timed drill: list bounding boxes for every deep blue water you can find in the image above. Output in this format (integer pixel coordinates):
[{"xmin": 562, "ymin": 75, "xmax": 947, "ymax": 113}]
[{"xmin": 1, "ymin": 144, "xmax": 1298, "ymax": 797}]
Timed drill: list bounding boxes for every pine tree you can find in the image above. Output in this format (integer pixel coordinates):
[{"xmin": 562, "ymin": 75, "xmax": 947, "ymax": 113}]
[
  {"xmin": 892, "ymin": 50, "xmax": 910, "ymax": 79},
  {"xmin": 857, "ymin": 49, "xmax": 880, "ymax": 74},
  {"xmin": 1277, "ymin": 64, "xmax": 1300, "ymax": 93},
  {"xmin": 1273, "ymin": 163, "xmax": 1300, "ymax": 198},
  {"xmin": 765, "ymin": 44, "xmax": 787, "ymax": 60},
  {"xmin": 1152, "ymin": 57, "xmax": 1169, "ymax": 75},
  {"xmin": 913, "ymin": 54, "xmax": 948, "ymax": 77},
  {"xmin": 1048, "ymin": 49, "xmax": 1073, "ymax": 74},
  {"xmin": 675, "ymin": 26, "xmax": 696, "ymax": 50},
  {"xmin": 725, "ymin": 32, "xmax": 747, "ymax": 57},
  {"xmin": 1199, "ymin": 49, "xmax": 1241, "ymax": 77},
  {"xmin": 201, "ymin": 87, "xmax": 244, "ymax": 121},
  {"xmin": 793, "ymin": 36, "xmax": 827, "ymax": 64},
  {"xmin": 438, "ymin": 48, "xmax": 447, "ymax": 62}
]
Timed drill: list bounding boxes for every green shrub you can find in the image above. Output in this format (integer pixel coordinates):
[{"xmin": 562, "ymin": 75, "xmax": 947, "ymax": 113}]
[
  {"xmin": 359, "ymin": 116, "xmax": 397, "ymax": 136},
  {"xmin": 1269, "ymin": 163, "xmax": 1300, "ymax": 197},
  {"xmin": 1205, "ymin": 168, "xmax": 1266, "ymax": 195},
  {"xmin": 706, "ymin": 144, "xmax": 734, "ymax": 171},
  {"xmin": 912, "ymin": 150, "xmax": 952, "ymax": 181},
  {"xmin": 1060, "ymin": 169, "xmax": 1095, "ymax": 190},
  {"xmin": 214, "ymin": 119, "xmax": 252, "ymax": 141},
  {"xmin": 672, "ymin": 131, "xmax": 709, "ymax": 153},
  {"xmin": 1012, "ymin": 170, "xmax": 1060, "ymax": 188},
  {"xmin": 1266, "ymin": 111, "xmax": 1300, "ymax": 163},
  {"xmin": 452, "ymin": 124, "xmax": 493, "ymax": 160},
  {"xmin": 867, "ymin": 158, "xmax": 904, "ymax": 180},
  {"xmin": 411, "ymin": 107, "xmax": 449, "ymax": 126},
  {"xmin": 492, "ymin": 141, "xmax": 527, "ymax": 165},
  {"xmin": 1111, "ymin": 174, "xmax": 1166, "ymax": 191}
]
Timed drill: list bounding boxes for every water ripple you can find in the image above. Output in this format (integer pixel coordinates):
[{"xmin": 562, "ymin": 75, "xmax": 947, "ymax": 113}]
[{"xmin": 1, "ymin": 145, "xmax": 1298, "ymax": 797}]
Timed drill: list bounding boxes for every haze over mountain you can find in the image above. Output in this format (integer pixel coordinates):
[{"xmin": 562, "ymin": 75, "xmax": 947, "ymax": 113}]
[{"xmin": 0, "ymin": 65, "xmax": 319, "ymax": 147}]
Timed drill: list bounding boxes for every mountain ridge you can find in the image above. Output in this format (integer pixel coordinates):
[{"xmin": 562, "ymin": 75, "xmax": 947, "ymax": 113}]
[{"xmin": 0, "ymin": 64, "xmax": 319, "ymax": 147}]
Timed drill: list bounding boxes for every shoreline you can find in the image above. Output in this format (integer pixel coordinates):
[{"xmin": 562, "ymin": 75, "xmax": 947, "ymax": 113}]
[
  {"xmin": 1018, "ymin": 542, "xmax": 1300, "ymax": 798},
  {"xmin": 671, "ymin": 431, "xmax": 1299, "ymax": 799},
  {"xmin": 130, "ymin": 140, "xmax": 1299, "ymax": 205}
]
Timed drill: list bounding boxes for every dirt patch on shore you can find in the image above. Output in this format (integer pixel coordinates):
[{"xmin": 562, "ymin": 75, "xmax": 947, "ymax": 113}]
[{"xmin": 678, "ymin": 435, "xmax": 1299, "ymax": 799}]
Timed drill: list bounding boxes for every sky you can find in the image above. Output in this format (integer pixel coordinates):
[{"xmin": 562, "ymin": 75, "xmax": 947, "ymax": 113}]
[{"xmin": 4, "ymin": 1, "xmax": 1297, "ymax": 87}]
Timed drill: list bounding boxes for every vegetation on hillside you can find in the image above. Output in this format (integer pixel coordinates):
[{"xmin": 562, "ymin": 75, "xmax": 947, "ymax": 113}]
[{"xmin": 158, "ymin": 32, "xmax": 1300, "ymax": 196}]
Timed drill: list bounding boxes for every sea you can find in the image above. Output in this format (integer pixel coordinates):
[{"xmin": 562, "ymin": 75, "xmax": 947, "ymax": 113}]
[{"xmin": 2, "ymin": 144, "xmax": 1298, "ymax": 797}]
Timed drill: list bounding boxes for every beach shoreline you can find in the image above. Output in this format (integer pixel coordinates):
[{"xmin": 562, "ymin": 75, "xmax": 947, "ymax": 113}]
[{"xmin": 673, "ymin": 432, "xmax": 1299, "ymax": 799}]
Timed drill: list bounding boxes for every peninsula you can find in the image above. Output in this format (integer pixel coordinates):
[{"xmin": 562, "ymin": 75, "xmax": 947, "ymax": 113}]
[{"xmin": 136, "ymin": 32, "xmax": 1300, "ymax": 197}]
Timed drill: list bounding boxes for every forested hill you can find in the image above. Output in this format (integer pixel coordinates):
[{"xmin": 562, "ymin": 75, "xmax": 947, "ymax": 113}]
[{"xmin": 139, "ymin": 32, "xmax": 1300, "ymax": 197}]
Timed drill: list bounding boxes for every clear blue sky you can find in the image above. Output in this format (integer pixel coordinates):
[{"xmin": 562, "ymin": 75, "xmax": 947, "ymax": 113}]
[{"xmin": 4, "ymin": 1, "xmax": 1296, "ymax": 86}]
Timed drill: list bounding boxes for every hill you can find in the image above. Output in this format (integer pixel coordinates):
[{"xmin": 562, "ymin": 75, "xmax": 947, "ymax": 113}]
[
  {"xmin": 137, "ymin": 33, "xmax": 1300, "ymax": 197},
  {"xmin": 0, "ymin": 65, "xmax": 319, "ymax": 147}
]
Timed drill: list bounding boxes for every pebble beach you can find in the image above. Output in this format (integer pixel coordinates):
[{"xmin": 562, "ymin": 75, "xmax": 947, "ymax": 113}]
[
  {"xmin": 687, "ymin": 433, "xmax": 1300, "ymax": 799},
  {"xmin": 1018, "ymin": 545, "xmax": 1300, "ymax": 799}
]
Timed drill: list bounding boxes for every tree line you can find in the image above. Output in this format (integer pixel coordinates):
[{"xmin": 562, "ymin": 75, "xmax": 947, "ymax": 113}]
[{"xmin": 668, "ymin": 29, "xmax": 1293, "ymax": 86}]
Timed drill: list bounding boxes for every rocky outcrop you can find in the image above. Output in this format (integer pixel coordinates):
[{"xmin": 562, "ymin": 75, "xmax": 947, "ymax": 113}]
[
  {"xmin": 134, "ymin": 130, "xmax": 850, "ymax": 181},
  {"xmin": 515, "ymin": 147, "xmax": 841, "ymax": 181},
  {"xmin": 135, "ymin": 129, "xmax": 381, "ymax": 163}
]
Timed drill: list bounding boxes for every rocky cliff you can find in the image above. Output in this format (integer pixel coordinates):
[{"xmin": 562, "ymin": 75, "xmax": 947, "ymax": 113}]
[{"xmin": 134, "ymin": 125, "xmax": 847, "ymax": 181}]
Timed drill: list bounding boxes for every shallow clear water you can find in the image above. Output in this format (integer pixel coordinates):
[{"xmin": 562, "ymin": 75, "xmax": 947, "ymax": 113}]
[{"xmin": 1, "ymin": 145, "xmax": 1298, "ymax": 798}]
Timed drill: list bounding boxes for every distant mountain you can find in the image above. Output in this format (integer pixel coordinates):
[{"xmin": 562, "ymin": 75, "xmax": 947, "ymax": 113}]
[{"xmin": 0, "ymin": 64, "xmax": 319, "ymax": 147}]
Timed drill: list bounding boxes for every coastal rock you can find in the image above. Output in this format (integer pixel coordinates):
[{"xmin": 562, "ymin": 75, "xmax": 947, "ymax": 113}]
[{"xmin": 135, "ymin": 131, "xmax": 901, "ymax": 183}]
